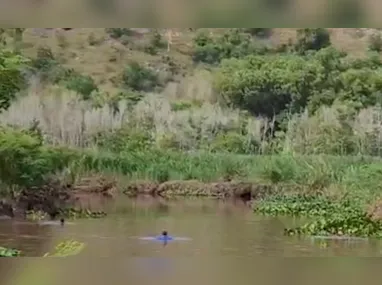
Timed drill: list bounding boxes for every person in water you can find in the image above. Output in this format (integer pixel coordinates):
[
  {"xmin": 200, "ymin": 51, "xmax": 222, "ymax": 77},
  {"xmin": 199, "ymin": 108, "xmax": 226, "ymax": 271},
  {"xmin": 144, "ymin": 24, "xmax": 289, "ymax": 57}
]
[
  {"xmin": 60, "ymin": 218, "xmax": 65, "ymax": 226},
  {"xmin": 156, "ymin": 230, "xmax": 173, "ymax": 242},
  {"xmin": 158, "ymin": 230, "xmax": 170, "ymax": 246}
]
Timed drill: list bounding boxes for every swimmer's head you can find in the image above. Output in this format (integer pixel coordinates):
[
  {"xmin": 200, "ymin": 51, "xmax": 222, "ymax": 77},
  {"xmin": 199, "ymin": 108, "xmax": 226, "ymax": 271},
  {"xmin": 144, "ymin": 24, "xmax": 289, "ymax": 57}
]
[
  {"xmin": 60, "ymin": 218, "xmax": 65, "ymax": 225},
  {"xmin": 162, "ymin": 230, "xmax": 167, "ymax": 236}
]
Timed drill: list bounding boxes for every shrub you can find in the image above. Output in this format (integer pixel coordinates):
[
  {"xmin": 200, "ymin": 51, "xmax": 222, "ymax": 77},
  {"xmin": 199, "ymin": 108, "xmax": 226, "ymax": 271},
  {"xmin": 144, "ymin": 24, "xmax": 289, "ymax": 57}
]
[
  {"xmin": 122, "ymin": 61, "xmax": 159, "ymax": 92},
  {"xmin": 105, "ymin": 28, "xmax": 133, "ymax": 39},
  {"xmin": 208, "ymin": 132, "xmax": 259, "ymax": 154},
  {"xmin": 87, "ymin": 32, "xmax": 104, "ymax": 46},
  {"xmin": 214, "ymin": 48, "xmax": 382, "ymax": 118},
  {"xmin": 63, "ymin": 73, "xmax": 98, "ymax": 99},
  {"xmin": 295, "ymin": 28, "xmax": 331, "ymax": 54},
  {"xmin": 214, "ymin": 54, "xmax": 323, "ymax": 117},
  {"xmin": 0, "ymin": 127, "xmax": 76, "ymax": 188},
  {"xmin": 192, "ymin": 29, "xmax": 269, "ymax": 65},
  {"xmin": 143, "ymin": 29, "xmax": 166, "ymax": 55},
  {"xmin": 0, "ymin": 49, "xmax": 30, "ymax": 112},
  {"xmin": 94, "ymin": 128, "xmax": 153, "ymax": 153},
  {"xmin": 242, "ymin": 28, "xmax": 272, "ymax": 38},
  {"xmin": 368, "ymin": 33, "xmax": 382, "ymax": 52},
  {"xmin": 31, "ymin": 46, "xmax": 72, "ymax": 84},
  {"xmin": 55, "ymin": 30, "xmax": 69, "ymax": 48}
]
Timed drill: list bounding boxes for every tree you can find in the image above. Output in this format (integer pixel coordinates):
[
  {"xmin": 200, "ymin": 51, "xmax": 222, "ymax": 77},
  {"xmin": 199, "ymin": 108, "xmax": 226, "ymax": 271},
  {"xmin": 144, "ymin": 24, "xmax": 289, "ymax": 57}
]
[
  {"xmin": 0, "ymin": 48, "xmax": 30, "ymax": 112},
  {"xmin": 295, "ymin": 28, "xmax": 331, "ymax": 54}
]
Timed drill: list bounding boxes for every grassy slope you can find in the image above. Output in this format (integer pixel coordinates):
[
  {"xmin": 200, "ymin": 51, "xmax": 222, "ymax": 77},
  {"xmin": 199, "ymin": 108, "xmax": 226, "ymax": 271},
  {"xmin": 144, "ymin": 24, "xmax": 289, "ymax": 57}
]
[{"xmin": 18, "ymin": 28, "xmax": 379, "ymax": 94}]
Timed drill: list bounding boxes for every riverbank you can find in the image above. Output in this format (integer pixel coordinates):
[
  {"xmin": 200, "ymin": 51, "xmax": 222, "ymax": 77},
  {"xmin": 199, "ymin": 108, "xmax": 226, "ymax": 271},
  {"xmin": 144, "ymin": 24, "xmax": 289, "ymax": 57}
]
[{"xmin": 3, "ymin": 126, "xmax": 382, "ymax": 239}]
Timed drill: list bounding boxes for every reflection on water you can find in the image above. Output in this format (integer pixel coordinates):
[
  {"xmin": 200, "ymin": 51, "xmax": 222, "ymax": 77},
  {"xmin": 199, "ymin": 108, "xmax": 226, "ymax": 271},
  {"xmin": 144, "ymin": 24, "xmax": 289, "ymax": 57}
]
[{"xmin": 2, "ymin": 196, "xmax": 382, "ymax": 284}]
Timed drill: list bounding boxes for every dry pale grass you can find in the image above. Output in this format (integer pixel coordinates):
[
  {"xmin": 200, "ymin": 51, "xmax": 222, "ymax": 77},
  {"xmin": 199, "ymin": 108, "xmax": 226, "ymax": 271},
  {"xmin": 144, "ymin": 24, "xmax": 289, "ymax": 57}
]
[
  {"xmin": 162, "ymin": 69, "xmax": 217, "ymax": 103},
  {"xmin": 0, "ymin": 85, "xmax": 128, "ymax": 146},
  {"xmin": 284, "ymin": 104, "xmax": 382, "ymax": 154},
  {"xmin": 19, "ymin": 28, "xmax": 193, "ymax": 94},
  {"xmin": 2, "ymin": 74, "xmax": 382, "ymax": 153},
  {"xmin": 0, "ymin": 78, "xmax": 268, "ymax": 148}
]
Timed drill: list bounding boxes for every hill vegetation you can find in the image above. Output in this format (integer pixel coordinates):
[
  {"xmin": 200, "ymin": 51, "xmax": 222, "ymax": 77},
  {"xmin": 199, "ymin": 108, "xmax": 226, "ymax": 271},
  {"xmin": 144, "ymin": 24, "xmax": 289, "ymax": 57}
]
[
  {"xmin": 3, "ymin": 28, "xmax": 382, "ymax": 239},
  {"xmin": 2, "ymin": 28, "xmax": 382, "ymax": 193}
]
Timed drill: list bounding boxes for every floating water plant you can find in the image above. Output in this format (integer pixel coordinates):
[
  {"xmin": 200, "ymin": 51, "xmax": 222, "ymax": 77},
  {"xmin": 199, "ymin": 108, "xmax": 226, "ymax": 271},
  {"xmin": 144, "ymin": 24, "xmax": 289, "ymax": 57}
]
[
  {"xmin": 0, "ymin": 246, "xmax": 21, "ymax": 257},
  {"xmin": 284, "ymin": 214, "xmax": 382, "ymax": 238},
  {"xmin": 60, "ymin": 208, "xmax": 107, "ymax": 219},
  {"xmin": 43, "ymin": 240, "xmax": 85, "ymax": 257},
  {"xmin": 25, "ymin": 210, "xmax": 47, "ymax": 221},
  {"xmin": 254, "ymin": 193, "xmax": 364, "ymax": 218},
  {"xmin": 254, "ymin": 193, "xmax": 382, "ymax": 238}
]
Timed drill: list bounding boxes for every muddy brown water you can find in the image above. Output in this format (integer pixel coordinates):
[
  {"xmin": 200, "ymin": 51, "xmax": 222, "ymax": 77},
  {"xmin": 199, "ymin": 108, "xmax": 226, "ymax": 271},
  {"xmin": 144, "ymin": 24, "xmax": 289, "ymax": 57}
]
[{"xmin": 2, "ymin": 197, "xmax": 382, "ymax": 285}]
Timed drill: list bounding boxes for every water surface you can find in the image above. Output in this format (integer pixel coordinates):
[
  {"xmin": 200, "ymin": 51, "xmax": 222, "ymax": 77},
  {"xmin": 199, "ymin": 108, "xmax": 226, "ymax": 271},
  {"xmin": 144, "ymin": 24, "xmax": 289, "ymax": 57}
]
[{"xmin": 1, "ymin": 196, "xmax": 382, "ymax": 284}]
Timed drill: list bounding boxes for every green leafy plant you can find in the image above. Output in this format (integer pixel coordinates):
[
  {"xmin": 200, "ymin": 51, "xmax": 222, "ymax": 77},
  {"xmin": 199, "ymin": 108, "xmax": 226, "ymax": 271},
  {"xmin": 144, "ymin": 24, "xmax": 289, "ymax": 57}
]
[
  {"xmin": 64, "ymin": 73, "xmax": 98, "ymax": 99},
  {"xmin": 0, "ymin": 48, "xmax": 30, "ymax": 112},
  {"xmin": 43, "ymin": 240, "xmax": 85, "ymax": 257},
  {"xmin": 192, "ymin": 29, "xmax": 269, "ymax": 65},
  {"xmin": 122, "ymin": 61, "xmax": 159, "ymax": 92},
  {"xmin": 0, "ymin": 247, "xmax": 21, "ymax": 257}
]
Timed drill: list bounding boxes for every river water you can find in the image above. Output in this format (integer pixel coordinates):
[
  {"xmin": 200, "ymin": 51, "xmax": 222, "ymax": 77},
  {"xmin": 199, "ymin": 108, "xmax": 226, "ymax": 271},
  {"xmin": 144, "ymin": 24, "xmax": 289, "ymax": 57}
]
[{"xmin": 2, "ymin": 197, "xmax": 382, "ymax": 285}]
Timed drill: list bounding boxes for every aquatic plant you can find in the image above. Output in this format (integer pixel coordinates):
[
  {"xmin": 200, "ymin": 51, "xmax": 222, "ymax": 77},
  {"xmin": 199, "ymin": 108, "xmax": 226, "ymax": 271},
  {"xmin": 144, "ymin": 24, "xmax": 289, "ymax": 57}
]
[
  {"xmin": 0, "ymin": 246, "xmax": 21, "ymax": 257},
  {"xmin": 254, "ymin": 193, "xmax": 365, "ymax": 218},
  {"xmin": 284, "ymin": 213, "xmax": 382, "ymax": 238},
  {"xmin": 60, "ymin": 208, "xmax": 107, "ymax": 219},
  {"xmin": 43, "ymin": 240, "xmax": 85, "ymax": 257},
  {"xmin": 25, "ymin": 210, "xmax": 47, "ymax": 221},
  {"xmin": 254, "ymin": 192, "xmax": 382, "ymax": 238}
]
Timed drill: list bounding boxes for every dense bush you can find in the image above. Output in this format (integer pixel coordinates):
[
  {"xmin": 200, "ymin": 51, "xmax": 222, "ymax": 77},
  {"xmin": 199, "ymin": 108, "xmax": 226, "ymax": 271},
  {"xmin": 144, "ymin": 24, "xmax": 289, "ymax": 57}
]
[
  {"xmin": 105, "ymin": 28, "xmax": 133, "ymax": 39},
  {"xmin": 94, "ymin": 128, "xmax": 153, "ymax": 153},
  {"xmin": 214, "ymin": 47, "xmax": 382, "ymax": 118},
  {"xmin": 368, "ymin": 32, "xmax": 382, "ymax": 52},
  {"xmin": 192, "ymin": 29, "xmax": 269, "ymax": 65},
  {"xmin": 0, "ymin": 49, "xmax": 30, "ymax": 112},
  {"xmin": 294, "ymin": 28, "xmax": 331, "ymax": 54},
  {"xmin": 30, "ymin": 46, "xmax": 98, "ymax": 98},
  {"xmin": 143, "ymin": 30, "xmax": 166, "ymax": 55},
  {"xmin": 242, "ymin": 28, "xmax": 272, "ymax": 38},
  {"xmin": 63, "ymin": 72, "xmax": 98, "ymax": 99},
  {"xmin": 122, "ymin": 61, "xmax": 159, "ymax": 92},
  {"xmin": 0, "ymin": 127, "xmax": 77, "ymax": 188},
  {"xmin": 208, "ymin": 131, "xmax": 260, "ymax": 154}
]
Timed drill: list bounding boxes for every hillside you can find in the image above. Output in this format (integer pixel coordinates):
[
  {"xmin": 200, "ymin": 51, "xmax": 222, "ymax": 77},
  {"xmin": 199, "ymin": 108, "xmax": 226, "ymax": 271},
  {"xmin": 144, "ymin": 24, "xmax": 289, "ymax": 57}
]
[
  {"xmin": 2, "ymin": 28, "xmax": 382, "ymax": 157},
  {"xmin": 17, "ymin": 28, "xmax": 381, "ymax": 93}
]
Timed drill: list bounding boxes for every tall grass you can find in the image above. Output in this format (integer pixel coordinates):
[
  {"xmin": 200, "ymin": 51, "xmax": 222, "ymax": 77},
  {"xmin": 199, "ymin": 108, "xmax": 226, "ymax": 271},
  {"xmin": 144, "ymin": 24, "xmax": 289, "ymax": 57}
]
[
  {"xmin": 0, "ymin": 85, "xmax": 127, "ymax": 146},
  {"xmin": 1, "ymin": 124, "xmax": 382, "ymax": 195},
  {"xmin": 2, "ymin": 79, "xmax": 382, "ymax": 156},
  {"xmin": 2, "ymin": 77, "xmax": 382, "ymax": 192},
  {"xmin": 0, "ymin": 81, "xmax": 269, "ymax": 151}
]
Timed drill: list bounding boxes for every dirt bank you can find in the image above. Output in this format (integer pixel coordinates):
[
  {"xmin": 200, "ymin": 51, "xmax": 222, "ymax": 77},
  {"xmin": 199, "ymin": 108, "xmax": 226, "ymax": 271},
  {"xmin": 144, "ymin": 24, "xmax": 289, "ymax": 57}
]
[
  {"xmin": 122, "ymin": 180, "xmax": 307, "ymax": 200},
  {"xmin": 0, "ymin": 177, "xmax": 308, "ymax": 219},
  {"xmin": 0, "ymin": 176, "xmax": 116, "ymax": 219}
]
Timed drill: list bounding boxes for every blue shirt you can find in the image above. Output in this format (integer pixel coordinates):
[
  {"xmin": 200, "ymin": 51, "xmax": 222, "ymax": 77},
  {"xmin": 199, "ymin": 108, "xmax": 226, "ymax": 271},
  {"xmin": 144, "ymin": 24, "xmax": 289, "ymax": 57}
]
[{"xmin": 155, "ymin": 235, "xmax": 174, "ymax": 241}]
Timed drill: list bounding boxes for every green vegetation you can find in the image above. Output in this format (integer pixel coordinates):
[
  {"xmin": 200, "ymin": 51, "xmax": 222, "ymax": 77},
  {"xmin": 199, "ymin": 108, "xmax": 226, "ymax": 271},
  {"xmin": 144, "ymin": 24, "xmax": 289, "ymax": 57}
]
[
  {"xmin": 60, "ymin": 208, "xmax": 107, "ymax": 219},
  {"xmin": 254, "ymin": 193, "xmax": 382, "ymax": 238},
  {"xmin": 25, "ymin": 208, "xmax": 107, "ymax": 220},
  {"xmin": 0, "ymin": 240, "xmax": 85, "ymax": 257},
  {"xmin": 43, "ymin": 240, "xmax": 85, "ymax": 257},
  {"xmin": 0, "ymin": 246, "xmax": 21, "ymax": 257},
  {"xmin": 2, "ymin": 28, "xmax": 382, "ymax": 238}
]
